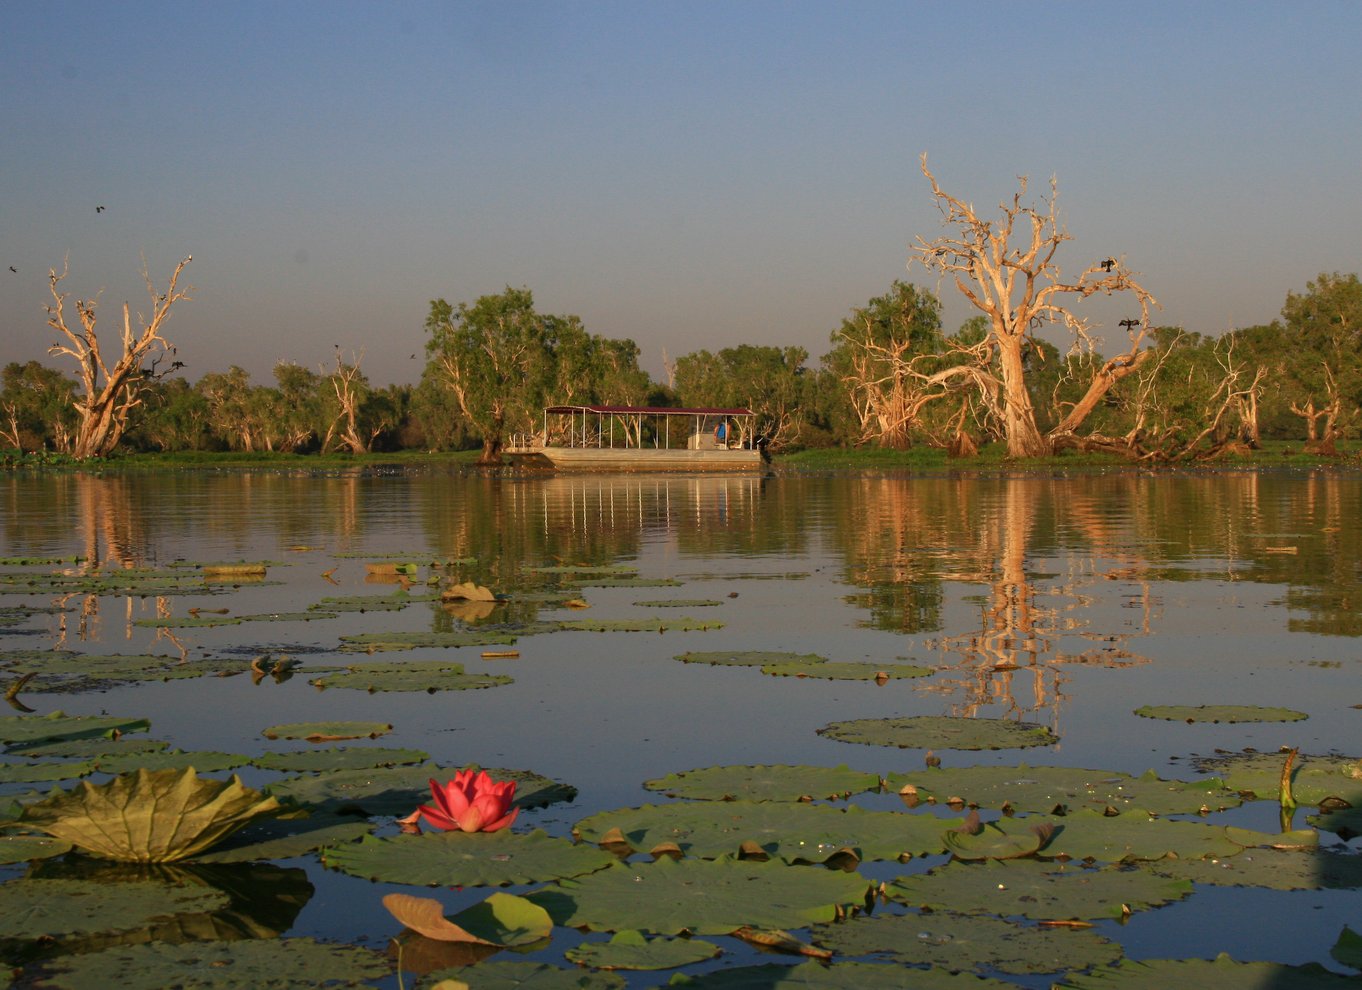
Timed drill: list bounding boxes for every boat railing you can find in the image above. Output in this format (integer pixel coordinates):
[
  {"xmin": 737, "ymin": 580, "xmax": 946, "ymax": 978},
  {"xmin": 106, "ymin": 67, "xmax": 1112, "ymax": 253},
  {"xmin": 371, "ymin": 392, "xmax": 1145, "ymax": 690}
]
[{"xmin": 505, "ymin": 433, "xmax": 541, "ymax": 453}]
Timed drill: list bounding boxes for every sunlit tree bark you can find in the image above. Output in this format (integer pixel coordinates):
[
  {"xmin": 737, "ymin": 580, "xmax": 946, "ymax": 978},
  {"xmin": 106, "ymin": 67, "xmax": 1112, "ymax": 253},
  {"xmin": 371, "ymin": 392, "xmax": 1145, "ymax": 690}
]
[{"xmin": 46, "ymin": 257, "xmax": 192, "ymax": 458}]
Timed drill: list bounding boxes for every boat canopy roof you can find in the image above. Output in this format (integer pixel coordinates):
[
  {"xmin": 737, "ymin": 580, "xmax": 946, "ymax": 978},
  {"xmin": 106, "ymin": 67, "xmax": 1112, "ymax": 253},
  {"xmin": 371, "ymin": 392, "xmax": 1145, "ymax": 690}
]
[{"xmin": 543, "ymin": 405, "xmax": 754, "ymax": 417}]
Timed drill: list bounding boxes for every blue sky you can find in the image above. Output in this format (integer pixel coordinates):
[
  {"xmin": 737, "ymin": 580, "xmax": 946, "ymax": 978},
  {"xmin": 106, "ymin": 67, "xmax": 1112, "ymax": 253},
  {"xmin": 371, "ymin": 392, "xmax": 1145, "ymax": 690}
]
[{"xmin": 2, "ymin": 1, "xmax": 1359, "ymax": 387}]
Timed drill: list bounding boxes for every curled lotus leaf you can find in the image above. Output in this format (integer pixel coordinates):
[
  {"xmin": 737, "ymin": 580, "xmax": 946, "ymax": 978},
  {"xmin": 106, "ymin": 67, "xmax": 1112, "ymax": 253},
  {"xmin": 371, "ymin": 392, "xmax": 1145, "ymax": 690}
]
[
  {"xmin": 384, "ymin": 890, "xmax": 551, "ymax": 946},
  {"xmin": 564, "ymin": 929, "xmax": 722, "ymax": 970},
  {"xmin": 817, "ymin": 715, "xmax": 1057, "ymax": 751},
  {"xmin": 1054, "ymin": 953, "xmax": 1362, "ymax": 989},
  {"xmin": 886, "ymin": 765, "xmax": 1241, "ymax": 816},
  {"xmin": 526, "ymin": 857, "xmax": 871, "ymax": 935},
  {"xmin": 1133, "ymin": 704, "xmax": 1308, "ymax": 724},
  {"xmin": 890, "ymin": 858, "xmax": 1193, "ymax": 920},
  {"xmin": 644, "ymin": 764, "xmax": 881, "ymax": 802},
  {"xmin": 810, "ymin": 909, "xmax": 1122, "ymax": 975},
  {"xmin": 32, "ymin": 937, "xmax": 389, "ymax": 990},
  {"xmin": 16, "ymin": 767, "xmax": 282, "ymax": 862}
]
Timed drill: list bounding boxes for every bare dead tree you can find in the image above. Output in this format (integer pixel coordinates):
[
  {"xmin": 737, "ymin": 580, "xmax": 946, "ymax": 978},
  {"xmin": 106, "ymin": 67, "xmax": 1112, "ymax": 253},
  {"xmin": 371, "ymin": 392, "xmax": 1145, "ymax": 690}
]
[
  {"xmin": 321, "ymin": 350, "xmax": 370, "ymax": 454},
  {"xmin": 0, "ymin": 403, "xmax": 21, "ymax": 451},
  {"xmin": 1290, "ymin": 363, "xmax": 1350, "ymax": 452},
  {"xmin": 910, "ymin": 156, "xmax": 1157, "ymax": 457},
  {"xmin": 46, "ymin": 256, "xmax": 193, "ymax": 458}
]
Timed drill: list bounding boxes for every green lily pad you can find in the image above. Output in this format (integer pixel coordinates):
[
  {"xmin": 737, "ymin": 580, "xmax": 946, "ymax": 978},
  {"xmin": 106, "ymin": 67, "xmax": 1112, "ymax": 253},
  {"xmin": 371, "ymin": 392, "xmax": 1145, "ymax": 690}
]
[
  {"xmin": 1192, "ymin": 751, "xmax": 1362, "ymax": 807},
  {"xmin": 252, "ymin": 746, "xmax": 429, "ymax": 773},
  {"xmin": 817, "ymin": 716, "xmax": 1057, "ymax": 751},
  {"xmin": 676, "ymin": 651, "xmax": 827, "ymax": 667},
  {"xmin": 0, "ymin": 833, "xmax": 73, "ymax": 864},
  {"xmin": 262, "ymin": 721, "xmax": 392, "ymax": 742},
  {"xmin": 567, "ymin": 577, "xmax": 681, "ymax": 587},
  {"xmin": 527, "ymin": 857, "xmax": 871, "ymax": 935},
  {"xmin": 1152, "ymin": 848, "xmax": 1362, "ymax": 890},
  {"xmin": 944, "ymin": 816, "xmax": 1057, "ymax": 860},
  {"xmin": 132, "ymin": 615, "xmax": 242, "ymax": 628},
  {"xmin": 644, "ymin": 764, "xmax": 881, "ymax": 802},
  {"xmin": 810, "ymin": 910, "xmax": 1122, "ymax": 975},
  {"xmin": 93, "ymin": 749, "xmax": 248, "ymax": 774},
  {"xmin": 1134, "ymin": 705, "xmax": 1309, "ymax": 723},
  {"xmin": 323, "ymin": 829, "xmax": 615, "ymax": 887},
  {"xmin": 237, "ymin": 611, "xmax": 339, "ymax": 622},
  {"xmin": 528, "ymin": 564, "xmax": 637, "ymax": 575},
  {"xmin": 565, "ymin": 929, "xmax": 723, "ymax": 970},
  {"xmin": 886, "ymin": 765, "xmax": 1241, "ymax": 816},
  {"xmin": 890, "ymin": 859, "xmax": 1193, "ymax": 920},
  {"xmin": 668, "ymin": 961, "xmax": 1015, "ymax": 988},
  {"xmin": 555, "ymin": 617, "xmax": 721, "ymax": 632},
  {"xmin": 2, "ymin": 738, "xmax": 169, "ymax": 759},
  {"xmin": 16, "ymin": 768, "xmax": 281, "ymax": 863},
  {"xmin": 424, "ymin": 960, "xmax": 626, "ymax": 989},
  {"xmin": 0, "ymin": 876, "xmax": 228, "ymax": 938},
  {"xmin": 310, "ymin": 659, "xmax": 513, "ymax": 693},
  {"xmin": 313, "ymin": 593, "xmax": 427, "ymax": 612},
  {"xmin": 191, "ymin": 812, "xmax": 377, "ymax": 864},
  {"xmin": 1333, "ymin": 926, "xmax": 1362, "ymax": 970},
  {"xmin": 1309, "ymin": 806, "xmax": 1362, "ymax": 839},
  {"xmin": 266, "ymin": 763, "xmax": 576, "ymax": 817},
  {"xmin": 338, "ymin": 630, "xmax": 518, "ymax": 652},
  {"xmin": 762, "ymin": 661, "xmax": 932, "ymax": 681},
  {"xmin": 573, "ymin": 801, "xmax": 951, "ymax": 861},
  {"xmin": 1055, "ymin": 953, "xmax": 1362, "ymax": 988},
  {"xmin": 632, "ymin": 599, "xmax": 724, "ymax": 608},
  {"xmin": 1034, "ymin": 808, "xmax": 1247, "ymax": 862},
  {"xmin": 32, "ymin": 937, "xmax": 389, "ymax": 990},
  {"xmin": 0, "ymin": 711, "xmax": 151, "ymax": 747},
  {"xmin": 0, "ymin": 759, "xmax": 94, "ymax": 783}
]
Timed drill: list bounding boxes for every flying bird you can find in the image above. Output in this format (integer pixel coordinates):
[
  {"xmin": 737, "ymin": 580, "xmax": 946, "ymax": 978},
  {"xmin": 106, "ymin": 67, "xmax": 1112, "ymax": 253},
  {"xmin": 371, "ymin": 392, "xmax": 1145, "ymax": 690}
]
[
  {"xmin": 1100, "ymin": 258, "xmax": 1115, "ymax": 272},
  {"xmin": 95, "ymin": 205, "xmax": 105, "ymax": 213},
  {"xmin": 1119, "ymin": 318, "xmax": 1141, "ymax": 330},
  {"xmin": 7, "ymin": 266, "xmax": 15, "ymax": 273}
]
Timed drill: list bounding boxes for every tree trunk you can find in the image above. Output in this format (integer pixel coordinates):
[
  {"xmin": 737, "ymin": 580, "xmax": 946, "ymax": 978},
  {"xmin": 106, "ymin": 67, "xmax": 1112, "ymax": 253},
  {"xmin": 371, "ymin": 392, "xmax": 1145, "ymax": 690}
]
[
  {"xmin": 996, "ymin": 335, "xmax": 1049, "ymax": 457},
  {"xmin": 477, "ymin": 436, "xmax": 503, "ymax": 465}
]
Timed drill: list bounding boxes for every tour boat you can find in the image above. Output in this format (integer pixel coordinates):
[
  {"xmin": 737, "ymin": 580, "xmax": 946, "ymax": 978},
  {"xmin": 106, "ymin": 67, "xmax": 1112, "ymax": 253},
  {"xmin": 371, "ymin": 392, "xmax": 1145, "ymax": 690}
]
[{"xmin": 505, "ymin": 405, "xmax": 765, "ymax": 471}]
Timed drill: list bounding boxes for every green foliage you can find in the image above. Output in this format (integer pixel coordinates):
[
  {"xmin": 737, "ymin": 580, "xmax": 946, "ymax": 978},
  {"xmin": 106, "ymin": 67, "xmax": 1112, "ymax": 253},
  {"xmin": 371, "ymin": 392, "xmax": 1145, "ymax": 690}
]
[{"xmin": 673, "ymin": 344, "xmax": 815, "ymax": 450}]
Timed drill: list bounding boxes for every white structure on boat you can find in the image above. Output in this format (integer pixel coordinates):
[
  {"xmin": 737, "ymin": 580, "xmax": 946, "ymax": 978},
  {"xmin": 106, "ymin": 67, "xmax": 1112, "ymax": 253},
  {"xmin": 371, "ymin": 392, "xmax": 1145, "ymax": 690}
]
[{"xmin": 505, "ymin": 405, "xmax": 765, "ymax": 471}]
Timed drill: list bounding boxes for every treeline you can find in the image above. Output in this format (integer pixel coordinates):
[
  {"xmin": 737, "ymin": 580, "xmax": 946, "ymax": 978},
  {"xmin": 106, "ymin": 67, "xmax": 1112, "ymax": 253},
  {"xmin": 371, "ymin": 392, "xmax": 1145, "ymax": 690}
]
[{"xmin": 4, "ymin": 272, "xmax": 1359, "ymax": 461}]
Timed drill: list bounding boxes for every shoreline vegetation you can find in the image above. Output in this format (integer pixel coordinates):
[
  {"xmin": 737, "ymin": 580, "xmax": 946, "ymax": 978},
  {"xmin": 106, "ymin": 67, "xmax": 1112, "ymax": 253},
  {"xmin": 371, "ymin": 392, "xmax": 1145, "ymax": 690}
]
[{"xmin": 2, "ymin": 441, "xmax": 1358, "ymax": 474}]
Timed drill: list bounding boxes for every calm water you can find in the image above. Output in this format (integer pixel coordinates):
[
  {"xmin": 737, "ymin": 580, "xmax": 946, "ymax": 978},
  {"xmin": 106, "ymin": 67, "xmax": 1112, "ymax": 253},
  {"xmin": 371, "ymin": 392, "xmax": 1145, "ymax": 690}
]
[{"xmin": 2, "ymin": 466, "xmax": 1360, "ymax": 985}]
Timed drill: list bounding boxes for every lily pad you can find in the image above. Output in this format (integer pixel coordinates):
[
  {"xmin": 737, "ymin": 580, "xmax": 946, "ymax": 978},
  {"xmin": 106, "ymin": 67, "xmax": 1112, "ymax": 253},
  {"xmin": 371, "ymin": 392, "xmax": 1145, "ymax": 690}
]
[
  {"xmin": 0, "ymin": 711, "xmax": 151, "ymax": 747},
  {"xmin": 0, "ymin": 833, "xmax": 73, "ymax": 864},
  {"xmin": 191, "ymin": 812, "xmax": 378, "ymax": 864},
  {"xmin": 267, "ymin": 763, "xmax": 576, "ymax": 817},
  {"xmin": 252, "ymin": 746, "xmax": 429, "ymax": 773},
  {"xmin": 1133, "ymin": 705, "xmax": 1308, "ymax": 723},
  {"xmin": 32, "ymin": 937, "xmax": 389, "ymax": 990},
  {"xmin": 1151, "ymin": 848, "xmax": 1362, "ymax": 891},
  {"xmin": 339, "ymin": 630, "xmax": 518, "ymax": 652},
  {"xmin": 0, "ymin": 876, "xmax": 228, "ymax": 938},
  {"xmin": 671, "ymin": 961, "xmax": 1017, "ymax": 989},
  {"xmin": 93, "ymin": 749, "xmax": 248, "ymax": 774},
  {"xmin": 1333, "ymin": 926, "xmax": 1362, "ymax": 970},
  {"xmin": 644, "ymin": 764, "xmax": 881, "ymax": 802},
  {"xmin": 676, "ymin": 651, "xmax": 826, "ymax": 667},
  {"xmin": 810, "ymin": 910, "xmax": 1122, "ymax": 975},
  {"xmin": 16, "ymin": 768, "xmax": 282, "ymax": 862},
  {"xmin": 944, "ymin": 816, "xmax": 1057, "ymax": 860},
  {"xmin": 567, "ymin": 577, "xmax": 682, "ymax": 588},
  {"xmin": 565, "ymin": 929, "xmax": 723, "ymax": 970},
  {"xmin": 423, "ymin": 961, "xmax": 626, "ymax": 989},
  {"xmin": 310, "ymin": 660, "xmax": 513, "ymax": 693},
  {"xmin": 323, "ymin": 829, "xmax": 616, "ymax": 887},
  {"xmin": 1, "ymin": 737, "xmax": 169, "ymax": 760},
  {"xmin": 555, "ymin": 617, "xmax": 721, "ymax": 632},
  {"xmin": 527, "ymin": 857, "xmax": 871, "ymax": 934},
  {"xmin": 632, "ymin": 599, "xmax": 723, "ymax": 608},
  {"xmin": 1032, "ymin": 809, "xmax": 1246, "ymax": 863},
  {"xmin": 1055, "ymin": 953, "xmax": 1362, "ymax": 988},
  {"xmin": 1311, "ymin": 806, "xmax": 1362, "ymax": 839},
  {"xmin": 1192, "ymin": 750, "xmax": 1362, "ymax": 807},
  {"xmin": 890, "ymin": 859, "xmax": 1193, "ymax": 920},
  {"xmin": 817, "ymin": 716, "xmax": 1058, "ymax": 751},
  {"xmin": 0, "ymin": 759, "xmax": 94, "ymax": 783},
  {"xmin": 573, "ymin": 801, "xmax": 952, "ymax": 862},
  {"xmin": 761, "ymin": 661, "xmax": 931, "ymax": 681},
  {"xmin": 886, "ymin": 765, "xmax": 1241, "ymax": 816},
  {"xmin": 132, "ymin": 615, "xmax": 242, "ymax": 628},
  {"xmin": 262, "ymin": 721, "xmax": 392, "ymax": 742}
]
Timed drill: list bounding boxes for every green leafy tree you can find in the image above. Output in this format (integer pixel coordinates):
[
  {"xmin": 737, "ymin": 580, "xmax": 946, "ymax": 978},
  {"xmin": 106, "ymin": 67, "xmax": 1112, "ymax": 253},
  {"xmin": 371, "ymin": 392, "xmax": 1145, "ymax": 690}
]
[
  {"xmin": 673, "ymin": 344, "xmax": 812, "ymax": 450},
  {"xmin": 127, "ymin": 376, "xmax": 209, "ymax": 451},
  {"xmin": 0, "ymin": 360, "xmax": 77, "ymax": 452}
]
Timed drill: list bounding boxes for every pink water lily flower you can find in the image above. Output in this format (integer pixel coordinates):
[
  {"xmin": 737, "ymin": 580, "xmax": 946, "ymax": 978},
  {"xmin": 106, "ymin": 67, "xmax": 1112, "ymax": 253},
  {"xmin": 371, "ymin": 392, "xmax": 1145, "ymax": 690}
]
[{"xmin": 399, "ymin": 769, "xmax": 519, "ymax": 833}]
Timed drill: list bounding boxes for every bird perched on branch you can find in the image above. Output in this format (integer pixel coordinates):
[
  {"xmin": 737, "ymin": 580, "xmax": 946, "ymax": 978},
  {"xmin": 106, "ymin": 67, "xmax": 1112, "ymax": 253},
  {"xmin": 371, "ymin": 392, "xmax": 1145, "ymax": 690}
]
[{"xmin": 1100, "ymin": 258, "xmax": 1116, "ymax": 272}]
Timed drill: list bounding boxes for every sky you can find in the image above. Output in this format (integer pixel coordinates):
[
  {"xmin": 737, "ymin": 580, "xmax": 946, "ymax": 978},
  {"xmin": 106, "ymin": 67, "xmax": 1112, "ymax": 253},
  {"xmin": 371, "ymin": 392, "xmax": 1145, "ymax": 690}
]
[{"xmin": 2, "ymin": 1, "xmax": 1359, "ymax": 388}]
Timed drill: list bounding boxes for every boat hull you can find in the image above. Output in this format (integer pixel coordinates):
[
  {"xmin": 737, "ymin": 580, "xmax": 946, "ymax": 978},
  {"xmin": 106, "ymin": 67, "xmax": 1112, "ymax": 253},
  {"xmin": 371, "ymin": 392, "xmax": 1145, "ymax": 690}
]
[{"xmin": 506, "ymin": 445, "xmax": 764, "ymax": 472}]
